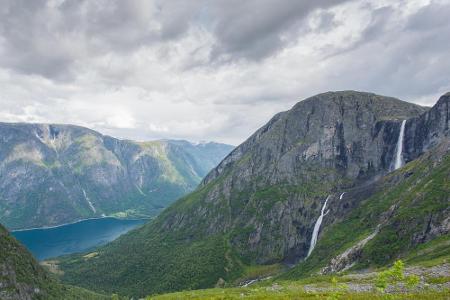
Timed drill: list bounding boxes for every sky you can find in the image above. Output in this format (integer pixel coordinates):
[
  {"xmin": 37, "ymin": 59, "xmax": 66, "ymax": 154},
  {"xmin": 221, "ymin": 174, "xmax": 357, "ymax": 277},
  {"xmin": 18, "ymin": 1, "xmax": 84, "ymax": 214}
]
[{"xmin": 0, "ymin": 0, "xmax": 449, "ymax": 145}]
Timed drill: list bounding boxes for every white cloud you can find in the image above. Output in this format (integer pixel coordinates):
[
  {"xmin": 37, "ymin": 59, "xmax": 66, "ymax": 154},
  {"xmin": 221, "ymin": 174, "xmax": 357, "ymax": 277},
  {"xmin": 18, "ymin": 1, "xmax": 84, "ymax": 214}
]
[{"xmin": 0, "ymin": 0, "xmax": 449, "ymax": 145}]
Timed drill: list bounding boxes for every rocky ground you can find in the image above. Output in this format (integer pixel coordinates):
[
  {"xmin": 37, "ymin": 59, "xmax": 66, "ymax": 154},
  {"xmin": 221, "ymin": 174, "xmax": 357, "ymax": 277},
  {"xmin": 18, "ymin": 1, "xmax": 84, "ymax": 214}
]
[
  {"xmin": 150, "ymin": 264, "xmax": 450, "ymax": 300},
  {"xmin": 300, "ymin": 264, "xmax": 450, "ymax": 294}
]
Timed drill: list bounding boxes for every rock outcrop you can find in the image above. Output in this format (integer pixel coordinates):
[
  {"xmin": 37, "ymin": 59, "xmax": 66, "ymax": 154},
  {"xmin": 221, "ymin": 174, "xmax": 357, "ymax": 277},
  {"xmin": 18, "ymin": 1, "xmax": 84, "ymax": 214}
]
[{"xmin": 404, "ymin": 92, "xmax": 450, "ymax": 161}]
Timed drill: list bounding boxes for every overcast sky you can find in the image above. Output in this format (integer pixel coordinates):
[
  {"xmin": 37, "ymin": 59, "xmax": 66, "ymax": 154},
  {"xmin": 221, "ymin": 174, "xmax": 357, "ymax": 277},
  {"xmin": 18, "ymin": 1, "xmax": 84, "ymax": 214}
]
[{"xmin": 0, "ymin": 0, "xmax": 449, "ymax": 145}]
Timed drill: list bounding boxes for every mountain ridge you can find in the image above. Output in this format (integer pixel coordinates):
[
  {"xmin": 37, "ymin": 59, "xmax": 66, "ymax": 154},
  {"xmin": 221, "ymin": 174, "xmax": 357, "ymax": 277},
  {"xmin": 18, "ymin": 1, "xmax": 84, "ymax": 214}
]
[{"xmin": 0, "ymin": 122, "xmax": 233, "ymax": 229}]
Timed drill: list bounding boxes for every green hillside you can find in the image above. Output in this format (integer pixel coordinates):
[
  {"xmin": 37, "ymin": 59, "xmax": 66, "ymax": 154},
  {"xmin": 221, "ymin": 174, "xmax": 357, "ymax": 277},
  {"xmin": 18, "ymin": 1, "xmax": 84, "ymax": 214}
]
[{"xmin": 0, "ymin": 223, "xmax": 110, "ymax": 299}]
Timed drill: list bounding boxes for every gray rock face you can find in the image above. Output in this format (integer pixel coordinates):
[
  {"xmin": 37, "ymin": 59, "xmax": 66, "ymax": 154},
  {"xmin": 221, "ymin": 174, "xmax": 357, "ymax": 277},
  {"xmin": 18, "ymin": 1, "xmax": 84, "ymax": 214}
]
[
  {"xmin": 405, "ymin": 93, "xmax": 450, "ymax": 162},
  {"xmin": 204, "ymin": 91, "xmax": 429, "ymax": 186},
  {"xmin": 159, "ymin": 91, "xmax": 448, "ymax": 264},
  {"xmin": 0, "ymin": 123, "xmax": 233, "ymax": 229}
]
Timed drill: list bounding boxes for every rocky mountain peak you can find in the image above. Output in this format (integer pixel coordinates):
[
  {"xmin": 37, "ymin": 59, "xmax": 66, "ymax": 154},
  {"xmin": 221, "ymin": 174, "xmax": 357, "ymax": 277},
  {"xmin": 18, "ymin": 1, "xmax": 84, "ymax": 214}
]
[{"xmin": 204, "ymin": 91, "xmax": 428, "ymax": 187}]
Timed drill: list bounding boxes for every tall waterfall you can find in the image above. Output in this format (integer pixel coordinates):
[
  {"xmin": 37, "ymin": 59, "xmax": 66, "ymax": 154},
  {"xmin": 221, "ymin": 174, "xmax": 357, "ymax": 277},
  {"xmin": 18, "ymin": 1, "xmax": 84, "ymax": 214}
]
[
  {"xmin": 393, "ymin": 120, "xmax": 406, "ymax": 170},
  {"xmin": 306, "ymin": 195, "xmax": 331, "ymax": 258}
]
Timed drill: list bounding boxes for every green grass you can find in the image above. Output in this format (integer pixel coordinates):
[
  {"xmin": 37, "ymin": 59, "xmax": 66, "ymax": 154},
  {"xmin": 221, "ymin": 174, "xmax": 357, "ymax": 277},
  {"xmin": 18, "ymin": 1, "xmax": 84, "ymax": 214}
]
[
  {"xmin": 147, "ymin": 283, "xmax": 450, "ymax": 300},
  {"xmin": 425, "ymin": 276, "xmax": 450, "ymax": 284},
  {"xmin": 148, "ymin": 260, "xmax": 449, "ymax": 299},
  {"xmin": 240, "ymin": 264, "xmax": 284, "ymax": 280},
  {"xmin": 405, "ymin": 234, "xmax": 450, "ymax": 267}
]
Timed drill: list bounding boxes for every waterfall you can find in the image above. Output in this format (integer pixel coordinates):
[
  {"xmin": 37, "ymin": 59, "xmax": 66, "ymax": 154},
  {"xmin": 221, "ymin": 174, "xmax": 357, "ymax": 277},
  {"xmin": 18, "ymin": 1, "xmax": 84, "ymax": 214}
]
[
  {"xmin": 393, "ymin": 120, "xmax": 406, "ymax": 170},
  {"xmin": 82, "ymin": 189, "xmax": 96, "ymax": 213},
  {"xmin": 307, "ymin": 195, "xmax": 331, "ymax": 258},
  {"xmin": 339, "ymin": 192, "xmax": 345, "ymax": 200}
]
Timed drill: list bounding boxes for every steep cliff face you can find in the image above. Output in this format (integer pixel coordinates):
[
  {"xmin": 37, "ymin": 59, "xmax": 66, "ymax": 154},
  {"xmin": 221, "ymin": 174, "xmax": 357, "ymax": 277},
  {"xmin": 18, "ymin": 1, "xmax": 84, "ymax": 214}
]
[
  {"xmin": 57, "ymin": 91, "xmax": 450, "ymax": 298},
  {"xmin": 204, "ymin": 91, "xmax": 427, "ymax": 187},
  {"xmin": 404, "ymin": 92, "xmax": 450, "ymax": 161},
  {"xmin": 0, "ymin": 123, "xmax": 233, "ymax": 229},
  {"xmin": 285, "ymin": 138, "xmax": 450, "ymax": 279},
  {"xmin": 162, "ymin": 91, "xmax": 429, "ymax": 263}
]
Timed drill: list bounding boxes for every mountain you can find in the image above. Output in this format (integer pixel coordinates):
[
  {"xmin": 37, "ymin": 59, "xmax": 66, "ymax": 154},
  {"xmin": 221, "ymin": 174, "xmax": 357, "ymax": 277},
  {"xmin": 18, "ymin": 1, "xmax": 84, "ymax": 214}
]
[
  {"xmin": 0, "ymin": 223, "xmax": 108, "ymax": 299},
  {"xmin": 284, "ymin": 137, "xmax": 450, "ymax": 279},
  {"xmin": 56, "ymin": 91, "xmax": 449, "ymax": 298},
  {"xmin": 0, "ymin": 122, "xmax": 233, "ymax": 229}
]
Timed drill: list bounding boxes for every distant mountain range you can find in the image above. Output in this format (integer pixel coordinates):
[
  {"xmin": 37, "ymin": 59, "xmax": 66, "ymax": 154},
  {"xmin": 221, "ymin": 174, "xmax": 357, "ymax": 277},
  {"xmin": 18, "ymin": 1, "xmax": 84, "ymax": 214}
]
[
  {"xmin": 0, "ymin": 122, "xmax": 233, "ymax": 229},
  {"xmin": 55, "ymin": 91, "xmax": 449, "ymax": 298}
]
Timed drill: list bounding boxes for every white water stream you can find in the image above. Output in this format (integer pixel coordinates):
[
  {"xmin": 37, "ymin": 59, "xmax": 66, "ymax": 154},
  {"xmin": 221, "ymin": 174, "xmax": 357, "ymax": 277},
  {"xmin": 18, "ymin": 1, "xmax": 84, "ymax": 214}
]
[
  {"xmin": 82, "ymin": 189, "xmax": 96, "ymax": 213},
  {"xmin": 306, "ymin": 193, "xmax": 346, "ymax": 258},
  {"xmin": 307, "ymin": 195, "xmax": 330, "ymax": 258},
  {"xmin": 393, "ymin": 120, "xmax": 406, "ymax": 170}
]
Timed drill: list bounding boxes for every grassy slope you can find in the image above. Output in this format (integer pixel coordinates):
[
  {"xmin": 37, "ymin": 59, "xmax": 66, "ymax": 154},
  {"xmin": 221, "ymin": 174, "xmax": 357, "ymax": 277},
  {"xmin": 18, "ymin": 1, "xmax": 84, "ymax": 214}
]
[
  {"xmin": 283, "ymin": 142, "xmax": 450, "ymax": 279},
  {"xmin": 147, "ymin": 286, "xmax": 449, "ymax": 300},
  {"xmin": 57, "ymin": 164, "xmax": 336, "ymax": 298},
  {"xmin": 57, "ymin": 175, "xmax": 244, "ymax": 297},
  {"xmin": 0, "ymin": 224, "xmax": 109, "ymax": 299}
]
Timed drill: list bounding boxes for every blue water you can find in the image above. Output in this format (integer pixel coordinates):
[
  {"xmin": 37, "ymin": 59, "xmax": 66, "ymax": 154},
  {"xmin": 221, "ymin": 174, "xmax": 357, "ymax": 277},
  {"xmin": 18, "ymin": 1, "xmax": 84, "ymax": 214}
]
[{"xmin": 11, "ymin": 217, "xmax": 147, "ymax": 260}]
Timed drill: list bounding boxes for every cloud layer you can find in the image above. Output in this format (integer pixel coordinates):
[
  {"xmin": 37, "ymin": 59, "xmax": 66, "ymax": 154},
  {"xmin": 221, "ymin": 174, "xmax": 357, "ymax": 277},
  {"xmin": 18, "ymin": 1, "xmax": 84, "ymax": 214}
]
[{"xmin": 0, "ymin": 0, "xmax": 449, "ymax": 144}]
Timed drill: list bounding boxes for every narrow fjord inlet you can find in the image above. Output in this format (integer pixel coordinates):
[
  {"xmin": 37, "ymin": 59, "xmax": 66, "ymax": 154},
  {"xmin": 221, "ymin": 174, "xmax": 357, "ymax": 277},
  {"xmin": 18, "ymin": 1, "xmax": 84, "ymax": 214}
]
[{"xmin": 12, "ymin": 217, "xmax": 146, "ymax": 260}]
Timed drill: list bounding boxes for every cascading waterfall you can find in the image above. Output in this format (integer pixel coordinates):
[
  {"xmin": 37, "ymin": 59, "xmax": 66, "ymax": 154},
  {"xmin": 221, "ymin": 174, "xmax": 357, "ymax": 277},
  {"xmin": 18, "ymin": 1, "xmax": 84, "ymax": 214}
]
[
  {"xmin": 393, "ymin": 120, "xmax": 406, "ymax": 170},
  {"xmin": 306, "ymin": 192, "xmax": 345, "ymax": 258},
  {"xmin": 306, "ymin": 195, "xmax": 331, "ymax": 258}
]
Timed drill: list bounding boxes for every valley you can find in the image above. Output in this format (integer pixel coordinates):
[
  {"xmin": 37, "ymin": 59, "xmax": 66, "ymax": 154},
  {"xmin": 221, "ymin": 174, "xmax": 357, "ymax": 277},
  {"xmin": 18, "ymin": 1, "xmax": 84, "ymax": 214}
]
[
  {"xmin": 1, "ymin": 91, "xmax": 449, "ymax": 299},
  {"xmin": 2, "ymin": 1, "xmax": 450, "ymax": 299},
  {"xmin": 0, "ymin": 123, "xmax": 233, "ymax": 230},
  {"xmin": 50, "ymin": 91, "xmax": 449, "ymax": 298}
]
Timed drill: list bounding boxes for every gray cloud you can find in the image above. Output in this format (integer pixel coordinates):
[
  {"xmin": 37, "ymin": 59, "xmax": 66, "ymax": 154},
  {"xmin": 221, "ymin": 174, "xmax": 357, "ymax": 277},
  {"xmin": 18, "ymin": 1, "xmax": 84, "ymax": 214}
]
[
  {"xmin": 208, "ymin": 0, "xmax": 350, "ymax": 62},
  {"xmin": 0, "ymin": 0, "xmax": 351, "ymax": 79},
  {"xmin": 406, "ymin": 1, "xmax": 450, "ymax": 31},
  {"xmin": 0, "ymin": 0, "xmax": 200, "ymax": 79},
  {"xmin": 0, "ymin": 0, "xmax": 449, "ymax": 144}
]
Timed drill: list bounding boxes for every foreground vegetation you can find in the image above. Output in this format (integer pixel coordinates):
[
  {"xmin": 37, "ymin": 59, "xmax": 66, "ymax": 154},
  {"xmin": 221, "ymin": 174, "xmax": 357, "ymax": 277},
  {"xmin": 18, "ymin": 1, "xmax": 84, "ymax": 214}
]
[
  {"xmin": 148, "ymin": 289, "xmax": 449, "ymax": 300},
  {"xmin": 146, "ymin": 260, "xmax": 449, "ymax": 299}
]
